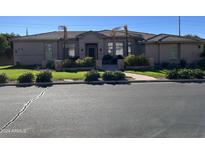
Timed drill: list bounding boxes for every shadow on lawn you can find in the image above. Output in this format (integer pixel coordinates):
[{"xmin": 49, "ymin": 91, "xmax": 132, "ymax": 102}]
[
  {"xmin": 0, "ymin": 65, "xmax": 37, "ymax": 70},
  {"xmin": 16, "ymin": 82, "xmax": 53, "ymax": 88},
  {"xmin": 86, "ymin": 79, "xmax": 130, "ymax": 86}
]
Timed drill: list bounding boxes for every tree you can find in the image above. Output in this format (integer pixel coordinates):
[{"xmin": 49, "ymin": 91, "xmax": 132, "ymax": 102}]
[
  {"xmin": 184, "ymin": 34, "xmax": 202, "ymax": 40},
  {"xmin": 0, "ymin": 33, "xmax": 19, "ymax": 57},
  {"xmin": 0, "ymin": 35, "xmax": 9, "ymax": 53}
]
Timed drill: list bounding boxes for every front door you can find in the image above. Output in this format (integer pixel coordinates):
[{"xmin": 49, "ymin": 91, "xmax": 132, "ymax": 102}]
[{"xmin": 86, "ymin": 44, "xmax": 98, "ymax": 59}]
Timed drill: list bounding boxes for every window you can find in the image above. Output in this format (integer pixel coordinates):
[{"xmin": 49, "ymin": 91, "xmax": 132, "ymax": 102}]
[
  {"xmin": 46, "ymin": 44, "xmax": 53, "ymax": 60},
  {"xmin": 108, "ymin": 42, "xmax": 113, "ymax": 54},
  {"xmin": 65, "ymin": 44, "xmax": 75, "ymax": 57},
  {"xmin": 128, "ymin": 42, "xmax": 131, "ymax": 54},
  {"xmin": 171, "ymin": 50, "xmax": 178, "ymax": 60},
  {"xmin": 115, "ymin": 42, "xmax": 123, "ymax": 56}
]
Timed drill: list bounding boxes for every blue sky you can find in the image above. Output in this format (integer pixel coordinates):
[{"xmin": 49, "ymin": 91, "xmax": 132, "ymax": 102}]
[{"xmin": 0, "ymin": 16, "xmax": 205, "ymax": 37}]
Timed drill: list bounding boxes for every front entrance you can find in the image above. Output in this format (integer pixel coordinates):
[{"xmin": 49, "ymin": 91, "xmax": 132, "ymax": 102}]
[{"xmin": 86, "ymin": 43, "xmax": 98, "ymax": 59}]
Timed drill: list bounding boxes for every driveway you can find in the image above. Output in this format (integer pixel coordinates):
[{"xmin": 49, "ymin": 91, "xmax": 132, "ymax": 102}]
[{"xmin": 0, "ymin": 83, "xmax": 205, "ymax": 137}]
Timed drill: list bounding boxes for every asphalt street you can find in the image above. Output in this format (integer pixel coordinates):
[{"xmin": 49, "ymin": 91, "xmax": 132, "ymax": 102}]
[{"xmin": 0, "ymin": 83, "xmax": 205, "ymax": 138}]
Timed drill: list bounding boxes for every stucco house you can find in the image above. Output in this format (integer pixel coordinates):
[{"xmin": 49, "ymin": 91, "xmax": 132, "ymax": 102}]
[{"xmin": 12, "ymin": 30, "xmax": 205, "ymax": 66}]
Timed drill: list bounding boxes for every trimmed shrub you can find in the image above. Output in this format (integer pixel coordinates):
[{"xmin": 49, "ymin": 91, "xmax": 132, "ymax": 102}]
[
  {"xmin": 76, "ymin": 57, "xmax": 94, "ymax": 67},
  {"xmin": 62, "ymin": 59, "xmax": 75, "ymax": 67},
  {"xmin": 36, "ymin": 71, "xmax": 52, "ymax": 83},
  {"xmin": 124, "ymin": 55, "xmax": 149, "ymax": 66},
  {"xmin": 17, "ymin": 72, "xmax": 34, "ymax": 83},
  {"xmin": 62, "ymin": 57, "xmax": 94, "ymax": 67},
  {"xmin": 193, "ymin": 69, "xmax": 204, "ymax": 79},
  {"xmin": 197, "ymin": 59, "xmax": 205, "ymax": 68},
  {"xmin": 102, "ymin": 54, "xmax": 113, "ymax": 64},
  {"xmin": 117, "ymin": 55, "xmax": 124, "ymax": 59},
  {"xmin": 67, "ymin": 56, "xmax": 79, "ymax": 61},
  {"xmin": 84, "ymin": 57, "xmax": 95, "ymax": 67},
  {"xmin": 124, "ymin": 55, "xmax": 136, "ymax": 66},
  {"xmin": 166, "ymin": 69, "xmax": 205, "ymax": 79},
  {"xmin": 113, "ymin": 71, "xmax": 126, "ymax": 80},
  {"xmin": 177, "ymin": 69, "xmax": 194, "ymax": 79},
  {"xmin": 46, "ymin": 60, "xmax": 55, "ymax": 69},
  {"xmin": 102, "ymin": 71, "xmax": 116, "ymax": 81},
  {"xmin": 111, "ymin": 55, "xmax": 125, "ymax": 64},
  {"xmin": 0, "ymin": 73, "xmax": 8, "ymax": 83},
  {"xmin": 166, "ymin": 69, "xmax": 179, "ymax": 79},
  {"xmin": 102, "ymin": 71, "xmax": 126, "ymax": 81},
  {"xmin": 84, "ymin": 70, "xmax": 100, "ymax": 81}
]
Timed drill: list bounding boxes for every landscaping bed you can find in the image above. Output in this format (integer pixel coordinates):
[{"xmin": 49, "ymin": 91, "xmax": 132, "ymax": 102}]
[
  {"xmin": 63, "ymin": 67, "xmax": 95, "ymax": 71},
  {"xmin": 0, "ymin": 65, "xmax": 87, "ymax": 81},
  {"xmin": 125, "ymin": 66, "xmax": 151, "ymax": 70},
  {"xmin": 127, "ymin": 68, "xmax": 205, "ymax": 79},
  {"xmin": 0, "ymin": 66, "xmax": 129, "ymax": 85},
  {"xmin": 166, "ymin": 69, "xmax": 205, "ymax": 79}
]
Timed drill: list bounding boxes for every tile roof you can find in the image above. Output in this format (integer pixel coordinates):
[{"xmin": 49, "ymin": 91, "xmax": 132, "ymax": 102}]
[
  {"xmin": 145, "ymin": 34, "xmax": 202, "ymax": 43},
  {"xmin": 12, "ymin": 30, "xmax": 204, "ymax": 43},
  {"xmin": 13, "ymin": 30, "xmax": 156, "ymax": 41},
  {"xmin": 13, "ymin": 31, "xmax": 86, "ymax": 41},
  {"xmin": 98, "ymin": 30, "xmax": 155, "ymax": 39}
]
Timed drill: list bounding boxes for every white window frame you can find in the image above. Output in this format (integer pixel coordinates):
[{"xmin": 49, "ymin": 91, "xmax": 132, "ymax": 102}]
[
  {"xmin": 115, "ymin": 42, "xmax": 124, "ymax": 56},
  {"xmin": 128, "ymin": 42, "xmax": 131, "ymax": 54},
  {"xmin": 65, "ymin": 43, "xmax": 75, "ymax": 57},
  {"xmin": 46, "ymin": 44, "xmax": 53, "ymax": 60},
  {"xmin": 171, "ymin": 49, "xmax": 178, "ymax": 60},
  {"xmin": 107, "ymin": 42, "xmax": 113, "ymax": 54}
]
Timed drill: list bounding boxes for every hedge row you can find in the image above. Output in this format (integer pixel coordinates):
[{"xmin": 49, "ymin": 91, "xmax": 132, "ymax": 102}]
[
  {"xmin": 84, "ymin": 70, "xmax": 126, "ymax": 81},
  {"xmin": 0, "ymin": 73, "xmax": 8, "ymax": 83},
  {"xmin": 166, "ymin": 69, "xmax": 205, "ymax": 79},
  {"xmin": 0, "ymin": 71, "xmax": 52, "ymax": 84},
  {"xmin": 124, "ymin": 55, "xmax": 149, "ymax": 66},
  {"xmin": 62, "ymin": 57, "xmax": 95, "ymax": 68}
]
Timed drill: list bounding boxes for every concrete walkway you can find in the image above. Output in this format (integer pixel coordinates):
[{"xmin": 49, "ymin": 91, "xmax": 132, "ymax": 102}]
[{"xmin": 125, "ymin": 72, "xmax": 157, "ymax": 80}]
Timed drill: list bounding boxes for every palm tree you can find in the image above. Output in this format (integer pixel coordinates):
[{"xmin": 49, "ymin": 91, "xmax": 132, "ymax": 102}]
[
  {"xmin": 111, "ymin": 25, "xmax": 129, "ymax": 56},
  {"xmin": 58, "ymin": 25, "xmax": 67, "ymax": 58}
]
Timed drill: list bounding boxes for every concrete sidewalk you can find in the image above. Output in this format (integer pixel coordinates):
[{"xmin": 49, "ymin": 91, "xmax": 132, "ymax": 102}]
[{"xmin": 125, "ymin": 72, "xmax": 157, "ymax": 80}]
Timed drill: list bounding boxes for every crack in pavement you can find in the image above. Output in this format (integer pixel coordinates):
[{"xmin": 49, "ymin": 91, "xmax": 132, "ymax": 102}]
[{"xmin": 0, "ymin": 87, "xmax": 48, "ymax": 134}]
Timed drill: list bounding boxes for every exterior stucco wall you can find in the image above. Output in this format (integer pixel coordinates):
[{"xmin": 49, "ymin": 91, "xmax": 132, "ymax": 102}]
[
  {"xmin": 13, "ymin": 41, "xmax": 57, "ymax": 65},
  {"xmin": 145, "ymin": 44, "xmax": 159, "ymax": 64},
  {"xmin": 180, "ymin": 43, "xmax": 203, "ymax": 63},
  {"xmin": 145, "ymin": 43, "xmax": 203, "ymax": 64},
  {"xmin": 159, "ymin": 44, "xmax": 179, "ymax": 63},
  {"xmin": 78, "ymin": 33, "xmax": 105, "ymax": 59}
]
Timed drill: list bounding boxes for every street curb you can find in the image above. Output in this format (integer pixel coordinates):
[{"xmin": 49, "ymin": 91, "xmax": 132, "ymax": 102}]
[{"xmin": 1, "ymin": 79, "xmax": 205, "ymax": 87}]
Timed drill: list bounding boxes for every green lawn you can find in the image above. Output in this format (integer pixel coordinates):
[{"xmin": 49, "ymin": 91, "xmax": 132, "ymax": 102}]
[
  {"xmin": 126, "ymin": 69, "xmax": 168, "ymax": 78},
  {"xmin": 0, "ymin": 65, "xmax": 87, "ymax": 81},
  {"xmin": 0, "ymin": 65, "xmax": 168, "ymax": 81}
]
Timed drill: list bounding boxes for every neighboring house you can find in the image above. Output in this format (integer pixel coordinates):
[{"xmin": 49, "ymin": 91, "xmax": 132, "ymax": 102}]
[
  {"xmin": 12, "ymin": 30, "xmax": 205, "ymax": 65},
  {"xmin": 144, "ymin": 34, "xmax": 205, "ymax": 64}
]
